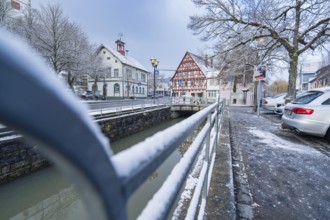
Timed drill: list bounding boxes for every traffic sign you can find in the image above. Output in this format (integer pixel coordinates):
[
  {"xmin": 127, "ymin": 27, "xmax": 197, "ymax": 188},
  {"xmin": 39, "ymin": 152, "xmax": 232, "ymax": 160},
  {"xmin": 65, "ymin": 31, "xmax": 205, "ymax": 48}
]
[
  {"xmin": 154, "ymin": 69, "xmax": 159, "ymax": 75},
  {"xmin": 254, "ymin": 64, "xmax": 266, "ymax": 81},
  {"xmin": 254, "ymin": 75, "xmax": 265, "ymax": 81}
]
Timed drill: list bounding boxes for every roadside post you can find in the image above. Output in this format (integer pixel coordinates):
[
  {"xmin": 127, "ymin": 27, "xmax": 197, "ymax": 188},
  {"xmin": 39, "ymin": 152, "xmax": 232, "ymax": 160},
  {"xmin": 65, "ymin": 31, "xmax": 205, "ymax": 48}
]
[{"xmin": 254, "ymin": 64, "xmax": 266, "ymax": 116}]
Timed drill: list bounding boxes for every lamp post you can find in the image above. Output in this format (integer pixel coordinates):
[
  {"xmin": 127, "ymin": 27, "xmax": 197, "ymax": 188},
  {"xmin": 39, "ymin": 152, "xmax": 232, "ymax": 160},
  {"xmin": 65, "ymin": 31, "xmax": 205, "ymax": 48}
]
[{"xmin": 150, "ymin": 58, "xmax": 159, "ymax": 104}]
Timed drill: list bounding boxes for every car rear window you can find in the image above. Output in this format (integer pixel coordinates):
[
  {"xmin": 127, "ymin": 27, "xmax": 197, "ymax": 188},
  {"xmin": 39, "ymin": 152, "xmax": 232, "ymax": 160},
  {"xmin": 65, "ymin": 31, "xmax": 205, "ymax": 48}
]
[
  {"xmin": 322, "ymin": 98, "xmax": 330, "ymax": 105},
  {"xmin": 292, "ymin": 91, "xmax": 323, "ymax": 104},
  {"xmin": 271, "ymin": 93, "xmax": 286, "ymax": 99}
]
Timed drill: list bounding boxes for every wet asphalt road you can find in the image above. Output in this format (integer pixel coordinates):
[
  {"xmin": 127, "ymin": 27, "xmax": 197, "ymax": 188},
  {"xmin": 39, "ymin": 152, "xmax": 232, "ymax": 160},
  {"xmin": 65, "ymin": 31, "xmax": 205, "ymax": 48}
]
[{"xmin": 229, "ymin": 107, "xmax": 330, "ymax": 220}]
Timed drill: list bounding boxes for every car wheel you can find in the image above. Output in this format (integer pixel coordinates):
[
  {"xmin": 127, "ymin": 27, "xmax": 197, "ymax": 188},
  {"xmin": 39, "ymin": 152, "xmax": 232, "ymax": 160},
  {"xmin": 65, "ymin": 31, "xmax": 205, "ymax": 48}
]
[{"xmin": 326, "ymin": 128, "xmax": 330, "ymax": 143}]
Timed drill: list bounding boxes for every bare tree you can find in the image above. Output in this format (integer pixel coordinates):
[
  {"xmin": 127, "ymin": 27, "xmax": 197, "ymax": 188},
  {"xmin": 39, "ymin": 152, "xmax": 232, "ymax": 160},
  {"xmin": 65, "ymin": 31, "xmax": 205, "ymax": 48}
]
[
  {"xmin": 61, "ymin": 22, "xmax": 91, "ymax": 89},
  {"xmin": 9, "ymin": 8, "xmax": 38, "ymax": 46},
  {"xmin": 269, "ymin": 80, "xmax": 288, "ymax": 94},
  {"xmin": 0, "ymin": 0, "xmax": 13, "ymax": 26},
  {"xmin": 31, "ymin": 3, "xmax": 76, "ymax": 73},
  {"xmin": 189, "ymin": 0, "xmax": 330, "ymax": 99},
  {"xmin": 85, "ymin": 45, "xmax": 108, "ymax": 94},
  {"xmin": 215, "ymin": 45, "xmax": 257, "ymax": 89},
  {"xmin": 7, "ymin": 2, "xmax": 104, "ymax": 91}
]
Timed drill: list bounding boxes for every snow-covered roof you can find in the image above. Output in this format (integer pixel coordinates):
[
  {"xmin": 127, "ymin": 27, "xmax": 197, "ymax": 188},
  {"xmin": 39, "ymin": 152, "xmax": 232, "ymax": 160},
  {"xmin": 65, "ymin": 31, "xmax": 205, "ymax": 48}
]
[
  {"xmin": 188, "ymin": 52, "xmax": 217, "ymax": 76},
  {"xmin": 205, "ymin": 70, "xmax": 219, "ymax": 78},
  {"xmin": 98, "ymin": 44, "xmax": 149, "ymax": 72}
]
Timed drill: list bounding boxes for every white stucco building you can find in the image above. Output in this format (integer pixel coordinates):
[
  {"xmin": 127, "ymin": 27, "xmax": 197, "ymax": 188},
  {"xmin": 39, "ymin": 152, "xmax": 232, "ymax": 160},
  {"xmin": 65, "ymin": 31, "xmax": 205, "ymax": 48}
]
[
  {"xmin": 207, "ymin": 71, "xmax": 254, "ymax": 106},
  {"xmin": 88, "ymin": 40, "xmax": 149, "ymax": 99}
]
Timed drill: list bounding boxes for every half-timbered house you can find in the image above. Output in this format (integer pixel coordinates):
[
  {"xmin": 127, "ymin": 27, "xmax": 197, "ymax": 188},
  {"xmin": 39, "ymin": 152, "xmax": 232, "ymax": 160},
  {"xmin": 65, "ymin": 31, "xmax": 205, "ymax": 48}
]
[
  {"xmin": 171, "ymin": 51, "xmax": 255, "ymax": 106},
  {"xmin": 171, "ymin": 52, "xmax": 214, "ymax": 98}
]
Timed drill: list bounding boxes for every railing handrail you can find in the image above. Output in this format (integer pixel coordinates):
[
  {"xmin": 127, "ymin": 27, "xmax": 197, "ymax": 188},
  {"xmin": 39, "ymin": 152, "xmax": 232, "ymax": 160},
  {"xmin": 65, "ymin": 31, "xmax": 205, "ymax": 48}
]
[{"xmin": 0, "ymin": 30, "xmax": 223, "ymax": 220}]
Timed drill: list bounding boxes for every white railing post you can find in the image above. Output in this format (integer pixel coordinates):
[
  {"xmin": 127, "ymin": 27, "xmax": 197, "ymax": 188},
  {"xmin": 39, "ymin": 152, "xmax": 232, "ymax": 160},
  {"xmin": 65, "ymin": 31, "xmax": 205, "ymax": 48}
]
[
  {"xmin": 202, "ymin": 114, "xmax": 212, "ymax": 201},
  {"xmin": 215, "ymin": 102, "xmax": 220, "ymax": 147}
]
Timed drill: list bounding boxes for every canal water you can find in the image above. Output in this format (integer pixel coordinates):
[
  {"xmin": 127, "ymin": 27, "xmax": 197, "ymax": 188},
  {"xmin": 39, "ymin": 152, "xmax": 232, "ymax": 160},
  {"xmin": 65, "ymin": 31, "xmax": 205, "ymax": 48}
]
[{"xmin": 0, "ymin": 118, "xmax": 185, "ymax": 220}]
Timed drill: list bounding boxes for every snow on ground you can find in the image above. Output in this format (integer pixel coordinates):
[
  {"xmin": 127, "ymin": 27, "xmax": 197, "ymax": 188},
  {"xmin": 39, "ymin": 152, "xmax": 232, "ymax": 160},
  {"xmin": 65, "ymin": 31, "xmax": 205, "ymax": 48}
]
[
  {"xmin": 248, "ymin": 127, "xmax": 323, "ymax": 156},
  {"xmin": 0, "ymin": 135, "xmax": 22, "ymax": 141},
  {"xmin": 229, "ymin": 107, "xmax": 330, "ymax": 220}
]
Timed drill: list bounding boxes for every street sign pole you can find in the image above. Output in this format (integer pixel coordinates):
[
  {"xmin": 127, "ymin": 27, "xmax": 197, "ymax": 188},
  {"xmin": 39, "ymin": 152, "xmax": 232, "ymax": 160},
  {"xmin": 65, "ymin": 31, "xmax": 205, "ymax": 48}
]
[
  {"xmin": 257, "ymin": 80, "xmax": 261, "ymax": 116},
  {"xmin": 254, "ymin": 64, "xmax": 266, "ymax": 117}
]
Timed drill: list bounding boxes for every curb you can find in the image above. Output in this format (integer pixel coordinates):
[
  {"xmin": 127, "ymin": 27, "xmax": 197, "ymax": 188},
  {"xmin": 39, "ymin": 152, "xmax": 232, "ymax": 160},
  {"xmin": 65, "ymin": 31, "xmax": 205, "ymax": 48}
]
[
  {"xmin": 230, "ymin": 118, "xmax": 254, "ymax": 220},
  {"xmin": 229, "ymin": 107, "xmax": 254, "ymax": 220},
  {"xmin": 204, "ymin": 107, "xmax": 236, "ymax": 219}
]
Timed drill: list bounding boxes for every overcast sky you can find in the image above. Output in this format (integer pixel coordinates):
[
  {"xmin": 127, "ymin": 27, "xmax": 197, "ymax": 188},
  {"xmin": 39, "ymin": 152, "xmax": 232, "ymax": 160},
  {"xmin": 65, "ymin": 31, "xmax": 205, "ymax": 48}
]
[
  {"xmin": 27, "ymin": 0, "xmax": 210, "ymax": 77},
  {"xmin": 17, "ymin": 0, "xmax": 325, "ymax": 82}
]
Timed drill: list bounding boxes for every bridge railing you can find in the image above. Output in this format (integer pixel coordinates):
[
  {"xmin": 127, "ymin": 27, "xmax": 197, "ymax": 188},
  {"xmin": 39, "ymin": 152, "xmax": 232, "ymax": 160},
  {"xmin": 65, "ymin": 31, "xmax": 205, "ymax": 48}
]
[
  {"xmin": 0, "ymin": 31, "xmax": 223, "ymax": 220},
  {"xmin": 86, "ymin": 99, "xmax": 169, "ymax": 116},
  {"xmin": 171, "ymin": 96, "xmax": 217, "ymax": 105}
]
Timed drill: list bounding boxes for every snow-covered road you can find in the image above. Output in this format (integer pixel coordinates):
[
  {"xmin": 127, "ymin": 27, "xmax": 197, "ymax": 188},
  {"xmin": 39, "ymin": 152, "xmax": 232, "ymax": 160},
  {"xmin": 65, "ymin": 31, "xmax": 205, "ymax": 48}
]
[{"xmin": 229, "ymin": 107, "xmax": 330, "ymax": 219}]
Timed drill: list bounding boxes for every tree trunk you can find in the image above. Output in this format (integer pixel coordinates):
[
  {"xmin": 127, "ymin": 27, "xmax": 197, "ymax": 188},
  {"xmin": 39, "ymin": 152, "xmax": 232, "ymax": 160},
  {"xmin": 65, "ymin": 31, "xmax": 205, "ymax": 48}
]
[
  {"xmin": 286, "ymin": 53, "xmax": 299, "ymax": 102},
  {"xmin": 233, "ymin": 76, "xmax": 237, "ymax": 93},
  {"xmin": 67, "ymin": 71, "xmax": 75, "ymax": 91},
  {"xmin": 92, "ymin": 76, "xmax": 98, "ymax": 94},
  {"xmin": 253, "ymin": 80, "xmax": 258, "ymax": 112}
]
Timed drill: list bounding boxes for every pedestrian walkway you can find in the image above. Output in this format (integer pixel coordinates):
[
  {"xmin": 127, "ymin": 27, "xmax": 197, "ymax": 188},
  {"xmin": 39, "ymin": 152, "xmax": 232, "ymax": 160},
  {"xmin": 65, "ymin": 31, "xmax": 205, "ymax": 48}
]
[{"xmin": 205, "ymin": 106, "xmax": 330, "ymax": 219}]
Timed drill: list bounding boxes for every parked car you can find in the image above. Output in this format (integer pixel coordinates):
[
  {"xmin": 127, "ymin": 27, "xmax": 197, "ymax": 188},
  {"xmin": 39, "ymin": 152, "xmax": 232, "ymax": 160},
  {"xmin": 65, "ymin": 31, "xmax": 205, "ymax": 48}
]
[
  {"xmin": 80, "ymin": 90, "xmax": 94, "ymax": 100},
  {"xmin": 93, "ymin": 91, "xmax": 106, "ymax": 100},
  {"xmin": 148, "ymin": 93, "xmax": 159, "ymax": 99},
  {"xmin": 274, "ymin": 104, "xmax": 285, "ymax": 115},
  {"xmin": 274, "ymin": 91, "xmax": 306, "ymax": 116},
  {"xmin": 282, "ymin": 87, "xmax": 330, "ymax": 141},
  {"xmin": 261, "ymin": 93, "xmax": 286, "ymax": 111}
]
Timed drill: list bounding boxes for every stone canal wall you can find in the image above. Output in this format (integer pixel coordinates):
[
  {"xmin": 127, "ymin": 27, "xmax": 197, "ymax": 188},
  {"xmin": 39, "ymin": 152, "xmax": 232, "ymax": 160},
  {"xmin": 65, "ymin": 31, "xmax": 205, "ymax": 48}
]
[
  {"xmin": 0, "ymin": 107, "xmax": 172, "ymax": 184},
  {"xmin": 98, "ymin": 107, "xmax": 171, "ymax": 141},
  {"xmin": 0, "ymin": 138, "xmax": 50, "ymax": 184}
]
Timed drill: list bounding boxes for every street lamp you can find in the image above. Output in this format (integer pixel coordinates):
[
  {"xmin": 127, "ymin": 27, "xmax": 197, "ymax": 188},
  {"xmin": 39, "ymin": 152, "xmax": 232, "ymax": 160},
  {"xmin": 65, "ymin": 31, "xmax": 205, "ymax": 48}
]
[{"xmin": 150, "ymin": 58, "xmax": 159, "ymax": 103}]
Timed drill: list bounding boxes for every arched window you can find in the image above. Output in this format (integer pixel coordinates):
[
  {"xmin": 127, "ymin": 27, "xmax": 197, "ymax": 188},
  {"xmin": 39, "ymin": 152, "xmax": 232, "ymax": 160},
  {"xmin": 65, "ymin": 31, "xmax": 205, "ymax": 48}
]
[
  {"xmin": 142, "ymin": 87, "xmax": 145, "ymax": 94},
  {"xmin": 136, "ymin": 87, "xmax": 138, "ymax": 94},
  {"xmin": 132, "ymin": 86, "xmax": 134, "ymax": 94},
  {"xmin": 114, "ymin": 83, "xmax": 120, "ymax": 93}
]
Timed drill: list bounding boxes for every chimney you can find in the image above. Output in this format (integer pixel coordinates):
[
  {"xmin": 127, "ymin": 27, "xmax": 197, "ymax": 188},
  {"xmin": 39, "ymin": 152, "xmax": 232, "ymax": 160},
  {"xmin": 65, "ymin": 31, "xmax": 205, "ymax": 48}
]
[
  {"xmin": 204, "ymin": 55, "xmax": 209, "ymax": 67},
  {"xmin": 115, "ymin": 39, "xmax": 125, "ymax": 56}
]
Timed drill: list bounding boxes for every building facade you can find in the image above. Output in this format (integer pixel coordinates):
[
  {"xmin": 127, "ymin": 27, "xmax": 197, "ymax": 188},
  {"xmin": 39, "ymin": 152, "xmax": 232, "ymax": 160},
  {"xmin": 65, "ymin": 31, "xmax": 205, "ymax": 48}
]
[
  {"xmin": 309, "ymin": 65, "xmax": 330, "ymax": 89},
  {"xmin": 171, "ymin": 51, "xmax": 254, "ymax": 106},
  {"xmin": 300, "ymin": 72, "xmax": 317, "ymax": 90},
  {"xmin": 88, "ymin": 40, "xmax": 149, "ymax": 99},
  {"xmin": 171, "ymin": 52, "xmax": 212, "ymax": 98}
]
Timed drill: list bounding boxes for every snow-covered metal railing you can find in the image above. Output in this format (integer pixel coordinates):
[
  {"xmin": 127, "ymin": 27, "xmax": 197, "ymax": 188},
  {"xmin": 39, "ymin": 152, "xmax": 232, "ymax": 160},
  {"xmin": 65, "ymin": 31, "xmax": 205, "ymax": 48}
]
[
  {"xmin": 171, "ymin": 97, "xmax": 216, "ymax": 105},
  {"xmin": 86, "ymin": 98, "xmax": 171, "ymax": 116},
  {"xmin": 87, "ymin": 101, "xmax": 166, "ymax": 117},
  {"xmin": 0, "ymin": 30, "xmax": 223, "ymax": 220}
]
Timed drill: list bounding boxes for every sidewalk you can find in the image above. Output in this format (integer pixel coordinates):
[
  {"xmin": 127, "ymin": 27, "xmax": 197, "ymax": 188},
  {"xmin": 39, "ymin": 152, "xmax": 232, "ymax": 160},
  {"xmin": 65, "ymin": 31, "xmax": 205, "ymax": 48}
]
[{"xmin": 205, "ymin": 106, "xmax": 330, "ymax": 219}]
